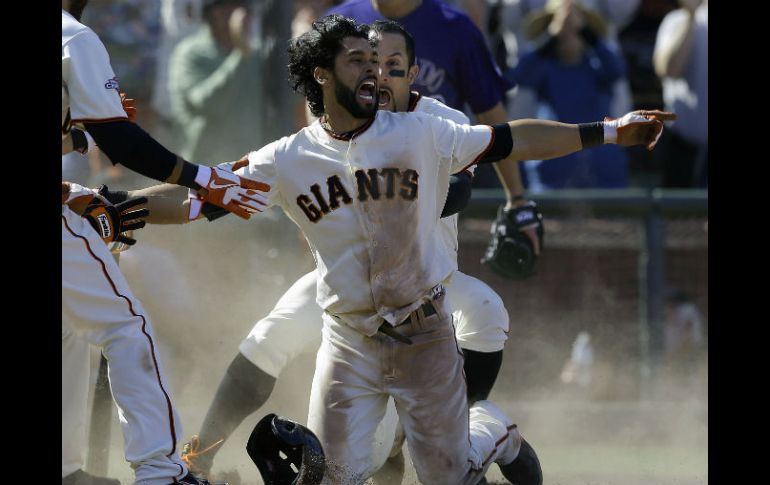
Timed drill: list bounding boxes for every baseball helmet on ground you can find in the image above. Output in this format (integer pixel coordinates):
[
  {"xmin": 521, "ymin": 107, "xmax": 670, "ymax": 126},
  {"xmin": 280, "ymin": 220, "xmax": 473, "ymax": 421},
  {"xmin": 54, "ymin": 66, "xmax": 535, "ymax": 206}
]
[{"xmin": 246, "ymin": 414, "xmax": 325, "ymax": 485}]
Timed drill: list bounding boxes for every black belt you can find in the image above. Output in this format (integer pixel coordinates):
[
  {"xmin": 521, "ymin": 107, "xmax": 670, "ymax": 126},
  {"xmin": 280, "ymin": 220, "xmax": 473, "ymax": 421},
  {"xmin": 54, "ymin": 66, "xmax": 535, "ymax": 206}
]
[{"xmin": 377, "ymin": 301, "xmax": 437, "ymax": 345}]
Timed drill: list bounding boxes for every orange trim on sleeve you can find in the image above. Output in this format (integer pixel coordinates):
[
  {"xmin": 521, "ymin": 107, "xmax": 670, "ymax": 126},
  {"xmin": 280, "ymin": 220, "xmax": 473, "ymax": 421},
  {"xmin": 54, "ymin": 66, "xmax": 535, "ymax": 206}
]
[{"xmin": 71, "ymin": 116, "xmax": 129, "ymax": 124}]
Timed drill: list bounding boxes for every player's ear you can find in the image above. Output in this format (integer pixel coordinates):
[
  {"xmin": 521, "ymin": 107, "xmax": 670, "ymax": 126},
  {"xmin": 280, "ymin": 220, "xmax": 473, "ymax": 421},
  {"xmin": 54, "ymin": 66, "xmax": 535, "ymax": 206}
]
[
  {"xmin": 408, "ymin": 64, "xmax": 419, "ymax": 85},
  {"xmin": 314, "ymin": 67, "xmax": 329, "ymax": 85}
]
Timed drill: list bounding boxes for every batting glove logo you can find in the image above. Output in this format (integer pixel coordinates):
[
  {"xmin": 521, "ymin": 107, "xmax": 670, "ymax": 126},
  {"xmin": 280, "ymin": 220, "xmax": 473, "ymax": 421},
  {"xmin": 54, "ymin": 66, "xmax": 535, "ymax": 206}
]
[
  {"xmin": 104, "ymin": 77, "xmax": 120, "ymax": 91},
  {"xmin": 97, "ymin": 213, "xmax": 111, "ymax": 238}
]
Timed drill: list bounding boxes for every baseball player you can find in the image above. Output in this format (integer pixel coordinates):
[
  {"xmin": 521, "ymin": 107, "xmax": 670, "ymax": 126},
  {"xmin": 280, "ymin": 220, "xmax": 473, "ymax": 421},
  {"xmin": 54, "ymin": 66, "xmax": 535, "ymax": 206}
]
[
  {"xmin": 192, "ymin": 15, "xmax": 672, "ymax": 484},
  {"xmin": 61, "ymin": 1, "xmax": 270, "ymax": 483},
  {"xmin": 179, "ymin": 20, "xmax": 516, "ymax": 480}
]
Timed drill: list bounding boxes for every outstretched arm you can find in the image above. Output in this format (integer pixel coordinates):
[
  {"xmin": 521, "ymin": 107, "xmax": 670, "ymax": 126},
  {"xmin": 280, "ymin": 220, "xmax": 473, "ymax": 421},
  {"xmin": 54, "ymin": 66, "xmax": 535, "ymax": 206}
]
[{"xmin": 477, "ymin": 110, "xmax": 677, "ymax": 166}]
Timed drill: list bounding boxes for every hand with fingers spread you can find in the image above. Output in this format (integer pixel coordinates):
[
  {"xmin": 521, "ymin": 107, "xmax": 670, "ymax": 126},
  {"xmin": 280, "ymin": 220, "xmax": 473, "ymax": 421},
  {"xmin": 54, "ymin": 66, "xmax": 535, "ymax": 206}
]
[
  {"xmin": 190, "ymin": 165, "xmax": 270, "ymax": 221},
  {"xmin": 604, "ymin": 110, "xmax": 677, "ymax": 151},
  {"xmin": 82, "ymin": 194, "xmax": 149, "ymax": 246}
]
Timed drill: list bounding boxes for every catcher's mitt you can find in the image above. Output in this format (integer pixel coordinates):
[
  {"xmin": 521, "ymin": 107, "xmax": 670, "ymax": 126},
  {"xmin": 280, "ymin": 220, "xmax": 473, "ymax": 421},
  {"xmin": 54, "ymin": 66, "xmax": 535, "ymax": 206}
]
[
  {"xmin": 82, "ymin": 193, "xmax": 149, "ymax": 247},
  {"xmin": 481, "ymin": 202, "xmax": 544, "ymax": 280}
]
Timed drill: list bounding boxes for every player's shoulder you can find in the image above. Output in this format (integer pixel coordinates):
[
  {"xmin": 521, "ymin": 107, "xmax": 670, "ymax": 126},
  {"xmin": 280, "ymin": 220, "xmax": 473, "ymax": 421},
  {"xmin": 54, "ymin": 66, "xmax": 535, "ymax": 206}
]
[
  {"xmin": 263, "ymin": 132, "xmax": 298, "ymax": 157},
  {"xmin": 62, "ymin": 9, "xmax": 97, "ymax": 47},
  {"xmin": 372, "ymin": 110, "xmax": 446, "ymax": 139},
  {"xmin": 414, "ymin": 95, "xmax": 470, "ymax": 125}
]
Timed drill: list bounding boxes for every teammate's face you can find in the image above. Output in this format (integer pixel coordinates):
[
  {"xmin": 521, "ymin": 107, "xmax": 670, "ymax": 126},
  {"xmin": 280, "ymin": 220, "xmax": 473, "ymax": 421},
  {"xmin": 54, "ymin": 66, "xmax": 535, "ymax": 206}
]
[
  {"xmin": 328, "ymin": 37, "xmax": 380, "ymax": 119},
  {"xmin": 376, "ymin": 32, "xmax": 418, "ymax": 113}
]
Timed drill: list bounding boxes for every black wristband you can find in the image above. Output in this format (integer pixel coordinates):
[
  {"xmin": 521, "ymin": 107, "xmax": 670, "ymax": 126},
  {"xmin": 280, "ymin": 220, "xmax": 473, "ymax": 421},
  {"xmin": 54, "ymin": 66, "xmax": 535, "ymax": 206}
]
[
  {"xmin": 578, "ymin": 122, "xmax": 604, "ymax": 149},
  {"xmin": 512, "ymin": 195, "xmax": 526, "ymax": 202},
  {"xmin": 177, "ymin": 161, "xmax": 203, "ymax": 191},
  {"xmin": 71, "ymin": 129, "xmax": 88, "ymax": 154}
]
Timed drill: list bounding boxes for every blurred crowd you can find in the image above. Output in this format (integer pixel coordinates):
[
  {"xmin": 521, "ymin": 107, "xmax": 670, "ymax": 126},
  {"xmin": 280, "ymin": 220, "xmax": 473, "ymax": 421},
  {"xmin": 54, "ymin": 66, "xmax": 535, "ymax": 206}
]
[{"xmin": 66, "ymin": 0, "xmax": 707, "ymax": 193}]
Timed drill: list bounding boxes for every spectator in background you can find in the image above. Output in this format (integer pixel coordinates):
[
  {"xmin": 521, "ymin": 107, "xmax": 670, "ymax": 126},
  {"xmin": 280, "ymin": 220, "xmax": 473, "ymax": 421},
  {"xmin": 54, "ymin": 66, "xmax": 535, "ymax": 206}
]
[
  {"xmin": 151, "ymin": 0, "xmax": 203, "ymax": 145},
  {"xmin": 653, "ymin": 0, "xmax": 707, "ymax": 188},
  {"xmin": 509, "ymin": 0, "xmax": 629, "ymax": 189},
  {"xmin": 168, "ymin": 0, "xmax": 266, "ymax": 164}
]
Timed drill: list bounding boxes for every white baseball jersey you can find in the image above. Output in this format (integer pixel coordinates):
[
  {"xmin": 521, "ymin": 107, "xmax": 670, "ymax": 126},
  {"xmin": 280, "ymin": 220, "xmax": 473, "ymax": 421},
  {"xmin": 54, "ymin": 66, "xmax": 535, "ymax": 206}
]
[
  {"xmin": 62, "ymin": 10, "xmax": 186, "ymax": 483},
  {"xmin": 62, "ymin": 9, "xmax": 127, "ymax": 135},
  {"xmin": 238, "ymin": 110, "xmax": 492, "ymax": 336}
]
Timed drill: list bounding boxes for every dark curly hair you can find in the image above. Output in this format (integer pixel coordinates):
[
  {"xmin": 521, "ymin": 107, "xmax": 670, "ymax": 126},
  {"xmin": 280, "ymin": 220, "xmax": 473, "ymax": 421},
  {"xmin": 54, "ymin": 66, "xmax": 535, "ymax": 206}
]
[{"xmin": 287, "ymin": 15, "xmax": 374, "ymax": 118}]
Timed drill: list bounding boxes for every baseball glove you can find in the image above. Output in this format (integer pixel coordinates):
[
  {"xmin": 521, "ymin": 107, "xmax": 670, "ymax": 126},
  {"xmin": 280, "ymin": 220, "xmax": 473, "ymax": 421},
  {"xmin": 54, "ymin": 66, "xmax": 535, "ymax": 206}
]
[
  {"xmin": 82, "ymin": 194, "xmax": 149, "ymax": 247},
  {"xmin": 481, "ymin": 202, "xmax": 544, "ymax": 280}
]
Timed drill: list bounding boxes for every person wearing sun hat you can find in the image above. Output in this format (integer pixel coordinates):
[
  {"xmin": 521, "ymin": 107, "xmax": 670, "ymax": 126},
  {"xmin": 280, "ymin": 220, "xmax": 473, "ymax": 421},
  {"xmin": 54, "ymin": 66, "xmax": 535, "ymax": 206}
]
[{"xmin": 509, "ymin": 0, "xmax": 631, "ymax": 189}]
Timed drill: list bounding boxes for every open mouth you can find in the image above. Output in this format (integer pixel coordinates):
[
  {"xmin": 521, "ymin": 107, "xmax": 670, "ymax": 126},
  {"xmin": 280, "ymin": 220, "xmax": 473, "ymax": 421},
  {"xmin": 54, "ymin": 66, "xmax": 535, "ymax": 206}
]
[
  {"xmin": 378, "ymin": 89, "xmax": 392, "ymax": 109},
  {"xmin": 357, "ymin": 79, "xmax": 377, "ymax": 103}
]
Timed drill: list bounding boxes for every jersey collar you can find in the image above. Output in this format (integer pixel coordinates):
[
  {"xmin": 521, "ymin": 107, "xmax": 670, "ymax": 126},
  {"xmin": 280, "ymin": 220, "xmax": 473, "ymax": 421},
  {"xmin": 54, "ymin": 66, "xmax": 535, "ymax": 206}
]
[
  {"xmin": 319, "ymin": 115, "xmax": 376, "ymax": 141},
  {"xmin": 407, "ymin": 91, "xmax": 422, "ymax": 112}
]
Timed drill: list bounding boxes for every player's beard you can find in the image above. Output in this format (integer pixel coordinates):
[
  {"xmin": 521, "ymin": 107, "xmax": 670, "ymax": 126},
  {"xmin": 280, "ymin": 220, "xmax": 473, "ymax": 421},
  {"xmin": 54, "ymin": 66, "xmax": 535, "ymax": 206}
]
[
  {"xmin": 68, "ymin": 0, "xmax": 89, "ymax": 21},
  {"xmin": 334, "ymin": 78, "xmax": 378, "ymax": 119}
]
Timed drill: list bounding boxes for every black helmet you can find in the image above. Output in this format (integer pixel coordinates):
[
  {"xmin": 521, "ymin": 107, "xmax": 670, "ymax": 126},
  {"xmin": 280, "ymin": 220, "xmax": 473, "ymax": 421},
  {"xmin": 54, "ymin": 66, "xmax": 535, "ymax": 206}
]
[{"xmin": 246, "ymin": 414, "xmax": 325, "ymax": 485}]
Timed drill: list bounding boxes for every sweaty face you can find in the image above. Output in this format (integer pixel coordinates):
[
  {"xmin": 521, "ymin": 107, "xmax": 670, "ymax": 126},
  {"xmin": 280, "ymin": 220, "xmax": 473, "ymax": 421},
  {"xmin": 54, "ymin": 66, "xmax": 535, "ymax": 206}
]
[
  {"xmin": 376, "ymin": 32, "xmax": 413, "ymax": 113},
  {"xmin": 330, "ymin": 37, "xmax": 379, "ymax": 119}
]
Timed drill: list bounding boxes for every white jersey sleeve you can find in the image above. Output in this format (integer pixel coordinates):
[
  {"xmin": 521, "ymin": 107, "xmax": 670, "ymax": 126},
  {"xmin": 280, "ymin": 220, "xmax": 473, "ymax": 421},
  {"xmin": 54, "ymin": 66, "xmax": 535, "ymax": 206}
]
[
  {"xmin": 413, "ymin": 96, "xmax": 476, "ymax": 176},
  {"xmin": 234, "ymin": 140, "xmax": 285, "ymax": 208},
  {"xmin": 62, "ymin": 16, "xmax": 127, "ymax": 125},
  {"xmin": 422, "ymin": 113, "xmax": 493, "ymax": 175}
]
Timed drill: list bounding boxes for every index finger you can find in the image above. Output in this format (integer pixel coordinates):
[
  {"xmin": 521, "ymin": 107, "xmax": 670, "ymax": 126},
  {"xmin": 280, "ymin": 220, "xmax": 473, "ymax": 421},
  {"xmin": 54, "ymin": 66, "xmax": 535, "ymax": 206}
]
[{"xmin": 637, "ymin": 110, "xmax": 677, "ymax": 122}]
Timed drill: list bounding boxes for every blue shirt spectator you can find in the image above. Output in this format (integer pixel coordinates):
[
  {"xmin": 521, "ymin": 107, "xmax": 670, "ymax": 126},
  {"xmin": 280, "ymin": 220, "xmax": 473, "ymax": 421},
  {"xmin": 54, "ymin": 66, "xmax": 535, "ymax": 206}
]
[{"xmin": 510, "ymin": 0, "xmax": 629, "ymax": 189}]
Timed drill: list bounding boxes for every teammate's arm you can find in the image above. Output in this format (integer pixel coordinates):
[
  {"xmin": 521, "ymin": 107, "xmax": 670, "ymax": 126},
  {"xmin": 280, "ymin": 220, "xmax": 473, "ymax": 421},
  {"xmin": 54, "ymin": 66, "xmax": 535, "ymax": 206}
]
[
  {"xmin": 64, "ymin": 30, "xmax": 267, "ymax": 219},
  {"xmin": 442, "ymin": 171, "xmax": 473, "ymax": 218},
  {"xmin": 475, "ymin": 104, "xmax": 540, "ymax": 254}
]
